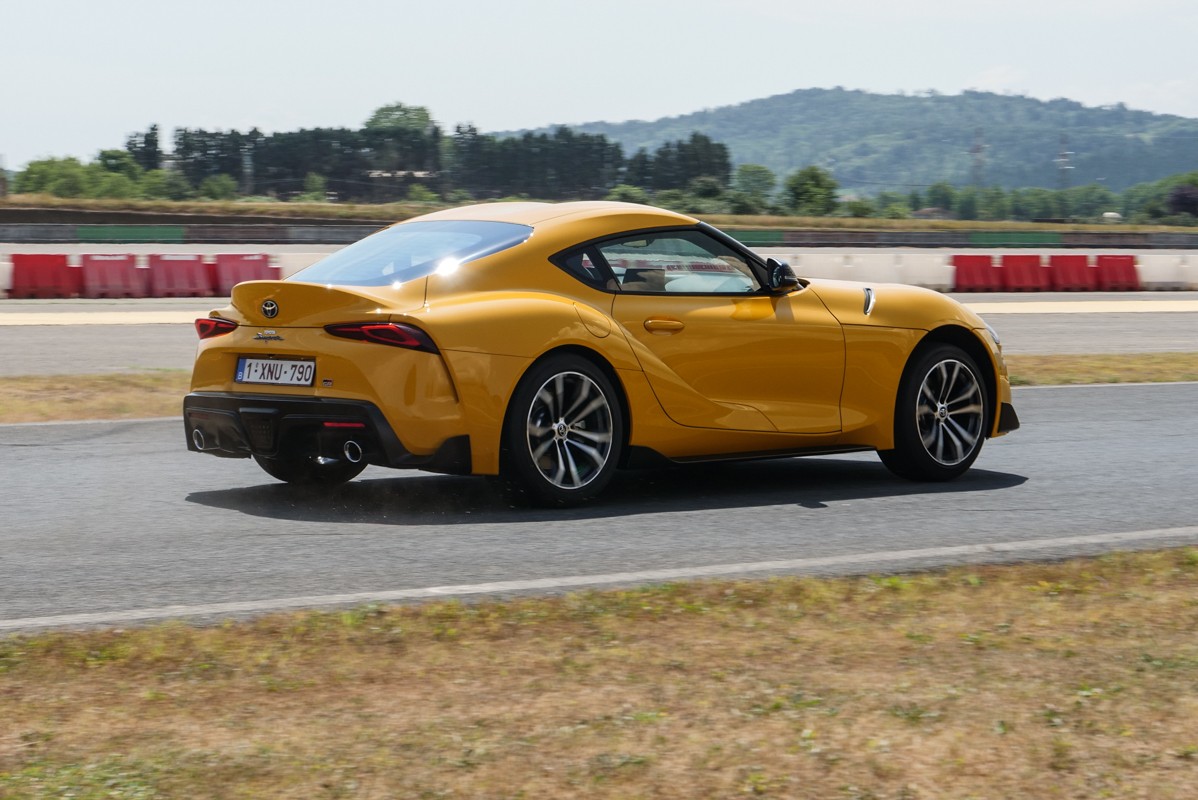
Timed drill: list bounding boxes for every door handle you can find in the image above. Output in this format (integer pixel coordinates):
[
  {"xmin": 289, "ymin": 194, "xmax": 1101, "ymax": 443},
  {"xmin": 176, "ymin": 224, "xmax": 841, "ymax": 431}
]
[{"xmin": 643, "ymin": 318, "xmax": 685, "ymax": 334}]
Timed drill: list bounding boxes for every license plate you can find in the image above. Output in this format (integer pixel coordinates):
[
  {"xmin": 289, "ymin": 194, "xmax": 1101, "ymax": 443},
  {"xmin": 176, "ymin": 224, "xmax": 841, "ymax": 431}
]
[{"xmin": 235, "ymin": 357, "xmax": 315, "ymax": 386}]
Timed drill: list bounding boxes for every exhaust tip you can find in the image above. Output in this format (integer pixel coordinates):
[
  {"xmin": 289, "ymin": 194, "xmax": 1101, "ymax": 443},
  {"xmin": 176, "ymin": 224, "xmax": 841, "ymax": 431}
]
[
  {"xmin": 343, "ymin": 440, "xmax": 363, "ymax": 464},
  {"xmin": 191, "ymin": 428, "xmax": 206, "ymax": 451}
]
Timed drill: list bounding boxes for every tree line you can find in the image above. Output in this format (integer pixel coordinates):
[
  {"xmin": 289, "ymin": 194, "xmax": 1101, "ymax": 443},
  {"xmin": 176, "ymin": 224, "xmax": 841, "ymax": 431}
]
[
  {"xmin": 10, "ymin": 102, "xmax": 1198, "ymax": 226},
  {"xmin": 12, "ymin": 104, "xmax": 732, "ymax": 205}
]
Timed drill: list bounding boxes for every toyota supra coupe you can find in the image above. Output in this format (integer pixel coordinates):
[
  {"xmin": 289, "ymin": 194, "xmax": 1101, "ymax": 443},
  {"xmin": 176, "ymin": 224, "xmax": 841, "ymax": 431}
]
[{"xmin": 185, "ymin": 201, "xmax": 1018, "ymax": 505}]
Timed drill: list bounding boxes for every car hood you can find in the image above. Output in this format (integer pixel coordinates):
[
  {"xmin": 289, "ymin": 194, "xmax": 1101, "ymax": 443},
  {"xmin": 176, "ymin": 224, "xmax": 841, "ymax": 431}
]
[{"xmin": 805, "ymin": 279, "xmax": 986, "ymax": 331}]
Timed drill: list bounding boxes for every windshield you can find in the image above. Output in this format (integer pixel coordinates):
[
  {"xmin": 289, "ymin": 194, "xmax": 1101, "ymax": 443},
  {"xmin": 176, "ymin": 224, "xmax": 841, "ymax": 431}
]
[{"xmin": 290, "ymin": 220, "xmax": 533, "ymax": 287}]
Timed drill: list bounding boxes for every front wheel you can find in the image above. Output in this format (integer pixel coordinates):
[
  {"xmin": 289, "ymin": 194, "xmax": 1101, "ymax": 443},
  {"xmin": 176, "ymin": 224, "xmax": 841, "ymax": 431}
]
[
  {"xmin": 498, "ymin": 355, "xmax": 624, "ymax": 506},
  {"xmin": 253, "ymin": 454, "xmax": 366, "ymax": 486},
  {"xmin": 879, "ymin": 344, "xmax": 989, "ymax": 482}
]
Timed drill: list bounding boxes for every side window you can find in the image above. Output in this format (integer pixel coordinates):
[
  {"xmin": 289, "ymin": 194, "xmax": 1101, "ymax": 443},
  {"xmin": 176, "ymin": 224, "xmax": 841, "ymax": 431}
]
[
  {"xmin": 554, "ymin": 247, "xmax": 611, "ymax": 290},
  {"xmin": 598, "ymin": 230, "xmax": 760, "ymax": 294}
]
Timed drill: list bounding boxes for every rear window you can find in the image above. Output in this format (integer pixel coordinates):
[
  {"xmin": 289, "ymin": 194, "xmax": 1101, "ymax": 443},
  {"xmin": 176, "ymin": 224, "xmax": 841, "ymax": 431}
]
[{"xmin": 290, "ymin": 220, "xmax": 533, "ymax": 287}]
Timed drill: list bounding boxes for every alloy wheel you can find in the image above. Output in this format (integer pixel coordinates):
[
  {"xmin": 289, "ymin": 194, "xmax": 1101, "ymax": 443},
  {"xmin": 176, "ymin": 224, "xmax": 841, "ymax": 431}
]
[
  {"xmin": 915, "ymin": 358, "xmax": 985, "ymax": 466},
  {"xmin": 525, "ymin": 371, "xmax": 614, "ymax": 489}
]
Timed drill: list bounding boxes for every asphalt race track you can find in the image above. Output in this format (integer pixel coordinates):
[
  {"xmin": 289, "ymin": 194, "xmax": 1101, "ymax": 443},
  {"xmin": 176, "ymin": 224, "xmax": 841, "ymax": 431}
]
[{"xmin": 3, "ymin": 382, "xmax": 1197, "ymax": 630}]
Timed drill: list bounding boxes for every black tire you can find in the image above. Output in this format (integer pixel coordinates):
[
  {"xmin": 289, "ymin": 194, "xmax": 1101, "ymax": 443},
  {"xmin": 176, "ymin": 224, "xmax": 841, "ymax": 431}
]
[
  {"xmin": 253, "ymin": 454, "xmax": 366, "ymax": 486},
  {"xmin": 878, "ymin": 344, "xmax": 989, "ymax": 482},
  {"xmin": 498, "ymin": 354, "xmax": 624, "ymax": 507}
]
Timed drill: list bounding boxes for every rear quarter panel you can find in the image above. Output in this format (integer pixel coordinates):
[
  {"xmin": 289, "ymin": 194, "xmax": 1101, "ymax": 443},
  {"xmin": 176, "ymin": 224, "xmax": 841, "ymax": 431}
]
[{"xmin": 407, "ymin": 290, "xmax": 640, "ymax": 474}]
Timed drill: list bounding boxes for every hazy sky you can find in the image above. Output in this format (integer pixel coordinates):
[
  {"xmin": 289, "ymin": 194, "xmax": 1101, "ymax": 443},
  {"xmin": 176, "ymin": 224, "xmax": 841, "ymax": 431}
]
[{"xmin": 3, "ymin": 0, "xmax": 1196, "ymax": 170}]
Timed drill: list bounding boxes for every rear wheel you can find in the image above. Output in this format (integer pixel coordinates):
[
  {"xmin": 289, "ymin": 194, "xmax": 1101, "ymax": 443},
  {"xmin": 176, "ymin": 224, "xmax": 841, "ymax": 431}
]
[
  {"xmin": 253, "ymin": 454, "xmax": 366, "ymax": 486},
  {"xmin": 879, "ymin": 344, "xmax": 989, "ymax": 481},
  {"xmin": 498, "ymin": 355, "xmax": 624, "ymax": 506}
]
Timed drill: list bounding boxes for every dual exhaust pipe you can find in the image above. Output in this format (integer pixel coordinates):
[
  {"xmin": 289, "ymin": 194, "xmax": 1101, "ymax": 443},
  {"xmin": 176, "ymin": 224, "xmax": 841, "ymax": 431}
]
[
  {"xmin": 191, "ymin": 427, "xmax": 364, "ymax": 464},
  {"xmin": 341, "ymin": 440, "xmax": 363, "ymax": 463}
]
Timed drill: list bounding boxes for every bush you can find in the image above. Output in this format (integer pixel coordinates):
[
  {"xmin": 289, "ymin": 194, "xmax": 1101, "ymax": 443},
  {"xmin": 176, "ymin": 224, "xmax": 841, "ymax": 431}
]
[
  {"xmin": 725, "ymin": 190, "xmax": 763, "ymax": 215},
  {"xmin": 406, "ymin": 184, "xmax": 438, "ymax": 202},
  {"xmin": 604, "ymin": 184, "xmax": 649, "ymax": 204},
  {"xmin": 688, "ymin": 176, "xmax": 724, "ymax": 199},
  {"xmin": 302, "ymin": 173, "xmax": 327, "ymax": 196},
  {"xmin": 844, "ymin": 198, "xmax": 873, "ymax": 218},
  {"xmin": 91, "ymin": 172, "xmax": 139, "ymax": 199},
  {"xmin": 198, "ymin": 174, "xmax": 238, "ymax": 200}
]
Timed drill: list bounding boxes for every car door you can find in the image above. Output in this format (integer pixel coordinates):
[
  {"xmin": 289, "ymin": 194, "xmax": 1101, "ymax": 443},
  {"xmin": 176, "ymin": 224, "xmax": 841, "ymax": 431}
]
[{"xmin": 601, "ymin": 229, "xmax": 845, "ymax": 434}]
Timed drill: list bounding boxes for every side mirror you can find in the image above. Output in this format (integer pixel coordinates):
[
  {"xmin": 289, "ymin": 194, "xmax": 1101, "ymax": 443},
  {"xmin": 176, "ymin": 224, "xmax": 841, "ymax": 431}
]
[{"xmin": 765, "ymin": 257, "xmax": 800, "ymax": 293}]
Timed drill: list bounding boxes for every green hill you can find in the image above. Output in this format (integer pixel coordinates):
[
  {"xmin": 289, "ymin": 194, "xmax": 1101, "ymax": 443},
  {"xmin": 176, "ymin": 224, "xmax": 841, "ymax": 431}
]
[{"xmin": 518, "ymin": 88, "xmax": 1198, "ymax": 193}]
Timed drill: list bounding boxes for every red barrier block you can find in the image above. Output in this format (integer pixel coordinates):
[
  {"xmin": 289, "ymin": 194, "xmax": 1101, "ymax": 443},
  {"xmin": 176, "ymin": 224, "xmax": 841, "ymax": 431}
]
[
  {"xmin": 999, "ymin": 254, "xmax": 1049, "ymax": 292},
  {"xmin": 210, "ymin": 253, "xmax": 275, "ymax": 294},
  {"xmin": 1094, "ymin": 255, "xmax": 1141, "ymax": 291},
  {"xmin": 951, "ymin": 254, "xmax": 1001, "ymax": 292},
  {"xmin": 134, "ymin": 266, "xmax": 152, "ymax": 297},
  {"xmin": 9, "ymin": 254, "xmax": 77, "ymax": 298},
  {"xmin": 80, "ymin": 254, "xmax": 142, "ymax": 298},
  {"xmin": 1046, "ymin": 254, "xmax": 1096, "ymax": 291},
  {"xmin": 147, "ymin": 254, "xmax": 213, "ymax": 297}
]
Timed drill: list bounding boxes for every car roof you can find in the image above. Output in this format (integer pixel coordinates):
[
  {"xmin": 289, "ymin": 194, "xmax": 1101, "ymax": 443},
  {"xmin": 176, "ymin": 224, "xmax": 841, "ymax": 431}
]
[{"xmin": 405, "ymin": 201, "xmax": 697, "ymax": 231}]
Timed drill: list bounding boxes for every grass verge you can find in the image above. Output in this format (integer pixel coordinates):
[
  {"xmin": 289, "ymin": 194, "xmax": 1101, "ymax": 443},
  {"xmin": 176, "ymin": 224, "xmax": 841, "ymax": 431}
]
[
  {"xmin": 2, "ymin": 355, "xmax": 1196, "ymax": 425},
  {"xmin": 0, "ymin": 370, "xmax": 190, "ymax": 423},
  {"xmin": 1005, "ymin": 352, "xmax": 1198, "ymax": 386},
  {"xmin": 3, "ymin": 549, "xmax": 1198, "ymax": 797}
]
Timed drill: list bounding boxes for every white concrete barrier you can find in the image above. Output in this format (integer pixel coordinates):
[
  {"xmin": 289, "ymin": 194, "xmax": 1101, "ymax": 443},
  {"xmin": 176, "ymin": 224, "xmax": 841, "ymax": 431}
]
[
  {"xmin": 795, "ymin": 254, "xmax": 849, "ymax": 280},
  {"xmin": 0, "ymin": 259, "xmax": 11, "ymax": 297},
  {"xmin": 1136, "ymin": 255, "xmax": 1186, "ymax": 290},
  {"xmin": 843, "ymin": 253, "xmax": 902, "ymax": 284},
  {"xmin": 1179, "ymin": 257, "xmax": 1198, "ymax": 290},
  {"xmin": 754, "ymin": 250, "xmax": 953, "ymax": 290},
  {"xmin": 275, "ymin": 252, "xmax": 326, "ymax": 279},
  {"xmin": 896, "ymin": 253, "xmax": 954, "ymax": 291}
]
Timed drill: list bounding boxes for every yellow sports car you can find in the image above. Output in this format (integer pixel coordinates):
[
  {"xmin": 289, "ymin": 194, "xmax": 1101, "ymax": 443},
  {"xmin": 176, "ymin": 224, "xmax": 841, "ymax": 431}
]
[{"xmin": 185, "ymin": 201, "xmax": 1018, "ymax": 505}]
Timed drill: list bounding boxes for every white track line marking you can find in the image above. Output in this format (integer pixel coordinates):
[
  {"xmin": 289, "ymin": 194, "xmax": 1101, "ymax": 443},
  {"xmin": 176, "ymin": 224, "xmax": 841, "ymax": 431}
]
[{"xmin": 4, "ymin": 527, "xmax": 1197, "ymax": 631}]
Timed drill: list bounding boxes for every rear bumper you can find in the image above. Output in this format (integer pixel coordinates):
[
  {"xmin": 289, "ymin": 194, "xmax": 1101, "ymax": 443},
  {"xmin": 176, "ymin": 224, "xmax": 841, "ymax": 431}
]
[
  {"xmin": 183, "ymin": 392, "xmax": 472, "ymax": 475},
  {"xmin": 997, "ymin": 402, "xmax": 1020, "ymax": 435}
]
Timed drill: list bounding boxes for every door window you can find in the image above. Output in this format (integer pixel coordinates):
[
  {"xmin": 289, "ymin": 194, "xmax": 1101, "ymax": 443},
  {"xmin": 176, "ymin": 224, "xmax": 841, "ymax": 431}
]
[{"xmin": 598, "ymin": 230, "xmax": 760, "ymax": 294}]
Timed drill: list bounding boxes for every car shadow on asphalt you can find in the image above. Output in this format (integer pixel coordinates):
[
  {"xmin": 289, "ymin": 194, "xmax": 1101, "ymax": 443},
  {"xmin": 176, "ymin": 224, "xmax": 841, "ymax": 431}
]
[{"xmin": 185, "ymin": 456, "xmax": 1028, "ymax": 526}]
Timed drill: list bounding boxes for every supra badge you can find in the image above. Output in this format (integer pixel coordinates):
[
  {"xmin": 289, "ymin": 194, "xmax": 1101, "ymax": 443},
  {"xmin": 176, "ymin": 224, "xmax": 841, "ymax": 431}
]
[
  {"xmin": 254, "ymin": 330, "xmax": 284, "ymax": 341},
  {"xmin": 261, "ymin": 300, "xmax": 279, "ymax": 319}
]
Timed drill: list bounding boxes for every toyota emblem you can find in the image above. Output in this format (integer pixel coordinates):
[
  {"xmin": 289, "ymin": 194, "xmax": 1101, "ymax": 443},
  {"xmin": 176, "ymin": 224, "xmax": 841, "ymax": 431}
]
[{"xmin": 261, "ymin": 300, "xmax": 279, "ymax": 319}]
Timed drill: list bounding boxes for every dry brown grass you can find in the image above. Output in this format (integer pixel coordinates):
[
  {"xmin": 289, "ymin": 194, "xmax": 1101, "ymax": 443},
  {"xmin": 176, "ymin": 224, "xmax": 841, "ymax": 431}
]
[
  {"xmin": 0, "ymin": 371, "xmax": 190, "ymax": 423},
  {"xmin": 3, "ymin": 550, "xmax": 1198, "ymax": 797},
  {"xmin": 0, "ymin": 194, "xmax": 431, "ymax": 223},
  {"xmin": 1005, "ymin": 353, "xmax": 1198, "ymax": 386}
]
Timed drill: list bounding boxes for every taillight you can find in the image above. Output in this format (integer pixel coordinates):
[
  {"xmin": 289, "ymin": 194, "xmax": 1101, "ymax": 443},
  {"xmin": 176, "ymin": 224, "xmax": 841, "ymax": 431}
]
[
  {"xmin": 196, "ymin": 317, "xmax": 238, "ymax": 339},
  {"xmin": 324, "ymin": 322, "xmax": 439, "ymax": 353}
]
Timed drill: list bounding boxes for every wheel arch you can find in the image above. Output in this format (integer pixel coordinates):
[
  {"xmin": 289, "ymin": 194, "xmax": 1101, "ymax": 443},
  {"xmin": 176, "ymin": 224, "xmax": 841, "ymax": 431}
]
[
  {"xmin": 498, "ymin": 344, "xmax": 634, "ymax": 469},
  {"xmin": 909, "ymin": 325, "xmax": 999, "ymax": 438}
]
